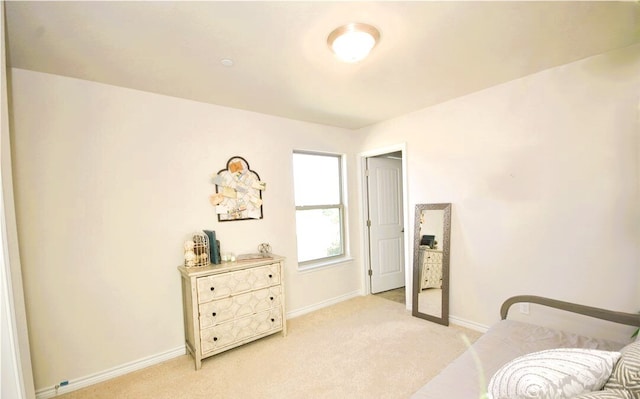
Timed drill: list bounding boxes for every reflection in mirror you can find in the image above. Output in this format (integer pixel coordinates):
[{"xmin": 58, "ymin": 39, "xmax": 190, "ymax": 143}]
[{"xmin": 412, "ymin": 203, "xmax": 451, "ymax": 326}]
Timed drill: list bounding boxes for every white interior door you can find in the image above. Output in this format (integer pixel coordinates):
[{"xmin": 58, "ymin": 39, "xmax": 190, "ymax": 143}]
[{"xmin": 367, "ymin": 156, "xmax": 404, "ymax": 294}]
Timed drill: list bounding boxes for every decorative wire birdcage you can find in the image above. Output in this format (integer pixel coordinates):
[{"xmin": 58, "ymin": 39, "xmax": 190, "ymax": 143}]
[{"xmin": 184, "ymin": 232, "xmax": 210, "ymax": 267}]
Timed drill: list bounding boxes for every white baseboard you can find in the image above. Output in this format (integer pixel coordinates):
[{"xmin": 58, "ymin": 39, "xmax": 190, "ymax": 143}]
[
  {"xmin": 35, "ymin": 346, "xmax": 186, "ymax": 399},
  {"xmin": 34, "ymin": 292, "xmax": 363, "ymax": 398},
  {"xmin": 450, "ymin": 315, "xmax": 490, "ymax": 333},
  {"xmin": 37, "ymin": 292, "xmax": 439, "ymax": 397},
  {"xmin": 286, "ymin": 290, "xmax": 363, "ymax": 319}
]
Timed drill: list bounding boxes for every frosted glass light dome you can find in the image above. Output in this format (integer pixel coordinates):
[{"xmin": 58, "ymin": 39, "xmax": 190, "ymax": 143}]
[{"xmin": 328, "ymin": 23, "xmax": 380, "ymax": 63}]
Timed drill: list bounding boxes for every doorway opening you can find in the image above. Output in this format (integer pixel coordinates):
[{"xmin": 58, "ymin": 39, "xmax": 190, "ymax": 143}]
[
  {"xmin": 360, "ymin": 145, "xmax": 409, "ymax": 307},
  {"xmin": 374, "ymin": 286, "xmax": 406, "ymax": 305}
]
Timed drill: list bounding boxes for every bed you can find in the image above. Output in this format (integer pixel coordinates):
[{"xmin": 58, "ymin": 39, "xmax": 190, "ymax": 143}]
[{"xmin": 411, "ymin": 295, "xmax": 640, "ymax": 399}]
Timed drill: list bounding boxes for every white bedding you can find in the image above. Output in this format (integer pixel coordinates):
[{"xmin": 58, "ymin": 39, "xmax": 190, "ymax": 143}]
[{"xmin": 410, "ymin": 319, "xmax": 626, "ymax": 399}]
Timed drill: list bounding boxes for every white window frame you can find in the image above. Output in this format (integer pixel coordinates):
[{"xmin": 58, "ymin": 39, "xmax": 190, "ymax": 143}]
[{"xmin": 293, "ymin": 150, "xmax": 347, "ymax": 268}]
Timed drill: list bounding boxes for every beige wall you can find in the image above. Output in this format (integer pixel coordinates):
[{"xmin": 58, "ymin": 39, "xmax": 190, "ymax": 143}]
[
  {"xmin": 8, "ymin": 43, "xmax": 640, "ymax": 393},
  {"xmin": 1, "ymin": 1, "xmax": 35, "ymax": 396},
  {"xmin": 9, "ymin": 69, "xmax": 363, "ymax": 390},
  {"xmin": 358, "ymin": 43, "xmax": 640, "ymax": 342}
]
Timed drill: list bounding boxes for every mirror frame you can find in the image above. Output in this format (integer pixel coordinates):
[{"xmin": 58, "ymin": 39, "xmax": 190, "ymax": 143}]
[{"xmin": 412, "ymin": 203, "xmax": 451, "ymax": 326}]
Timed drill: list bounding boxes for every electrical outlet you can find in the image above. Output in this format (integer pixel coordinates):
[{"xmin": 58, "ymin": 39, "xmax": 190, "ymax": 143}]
[{"xmin": 519, "ymin": 303, "xmax": 530, "ymax": 315}]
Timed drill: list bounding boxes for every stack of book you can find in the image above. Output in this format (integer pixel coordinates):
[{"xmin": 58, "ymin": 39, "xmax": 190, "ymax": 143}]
[{"xmin": 203, "ymin": 230, "xmax": 221, "ymax": 264}]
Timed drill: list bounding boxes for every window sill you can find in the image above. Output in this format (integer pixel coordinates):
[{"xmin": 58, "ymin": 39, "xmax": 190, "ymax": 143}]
[{"xmin": 298, "ymin": 257, "xmax": 354, "ymax": 273}]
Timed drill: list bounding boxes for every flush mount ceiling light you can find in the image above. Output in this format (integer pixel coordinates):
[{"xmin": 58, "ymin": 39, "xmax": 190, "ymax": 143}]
[{"xmin": 327, "ymin": 23, "xmax": 380, "ymax": 63}]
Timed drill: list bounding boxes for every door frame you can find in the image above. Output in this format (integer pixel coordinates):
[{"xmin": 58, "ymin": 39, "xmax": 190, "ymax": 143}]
[{"xmin": 359, "ymin": 143, "xmax": 411, "ymax": 308}]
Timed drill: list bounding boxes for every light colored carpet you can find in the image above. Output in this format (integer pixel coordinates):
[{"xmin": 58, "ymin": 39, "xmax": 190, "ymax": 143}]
[
  {"xmin": 418, "ymin": 288, "xmax": 442, "ymax": 317},
  {"xmin": 58, "ymin": 295, "xmax": 481, "ymax": 399}
]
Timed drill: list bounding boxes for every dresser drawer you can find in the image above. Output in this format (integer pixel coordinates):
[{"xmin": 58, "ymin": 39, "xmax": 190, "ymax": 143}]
[
  {"xmin": 425, "ymin": 252, "xmax": 443, "ymax": 263},
  {"xmin": 199, "ymin": 286, "xmax": 282, "ymax": 329},
  {"xmin": 196, "ymin": 263, "xmax": 281, "ymax": 304},
  {"xmin": 200, "ymin": 308, "xmax": 283, "ymax": 354}
]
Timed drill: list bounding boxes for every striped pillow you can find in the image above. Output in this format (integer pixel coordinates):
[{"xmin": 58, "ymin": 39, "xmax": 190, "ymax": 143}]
[
  {"xmin": 603, "ymin": 340, "xmax": 640, "ymax": 392},
  {"xmin": 487, "ymin": 348, "xmax": 621, "ymax": 399},
  {"xmin": 571, "ymin": 390, "xmax": 632, "ymax": 399}
]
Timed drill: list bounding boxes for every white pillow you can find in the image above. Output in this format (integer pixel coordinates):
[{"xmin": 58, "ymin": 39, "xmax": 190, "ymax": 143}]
[{"xmin": 487, "ymin": 348, "xmax": 621, "ymax": 399}]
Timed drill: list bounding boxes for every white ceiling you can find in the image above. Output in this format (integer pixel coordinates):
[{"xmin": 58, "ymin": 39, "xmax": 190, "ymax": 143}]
[{"xmin": 4, "ymin": 1, "xmax": 640, "ymax": 129}]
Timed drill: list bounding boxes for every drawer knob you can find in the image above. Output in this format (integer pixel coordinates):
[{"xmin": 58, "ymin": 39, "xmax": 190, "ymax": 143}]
[
  {"xmin": 212, "ymin": 312, "xmax": 217, "ymax": 317},
  {"xmin": 213, "ymin": 337, "xmax": 218, "ymax": 342},
  {"xmin": 210, "ymin": 287, "xmax": 215, "ymax": 291},
  {"xmin": 271, "ymin": 318, "xmax": 275, "ymax": 322},
  {"xmin": 270, "ymin": 297, "xmax": 274, "ymax": 301},
  {"xmin": 268, "ymin": 274, "xmax": 273, "ymax": 278}
]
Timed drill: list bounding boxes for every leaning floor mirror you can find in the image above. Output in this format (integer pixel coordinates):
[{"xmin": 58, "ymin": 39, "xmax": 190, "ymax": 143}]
[{"xmin": 412, "ymin": 203, "xmax": 451, "ymax": 326}]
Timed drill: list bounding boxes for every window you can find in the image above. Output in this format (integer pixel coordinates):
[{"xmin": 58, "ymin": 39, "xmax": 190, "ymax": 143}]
[{"xmin": 293, "ymin": 151, "xmax": 345, "ymax": 265}]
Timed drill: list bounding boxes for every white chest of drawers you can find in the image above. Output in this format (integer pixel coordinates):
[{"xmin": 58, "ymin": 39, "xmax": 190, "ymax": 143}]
[
  {"xmin": 178, "ymin": 256, "xmax": 286, "ymax": 369},
  {"xmin": 419, "ymin": 247, "xmax": 443, "ymax": 290}
]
